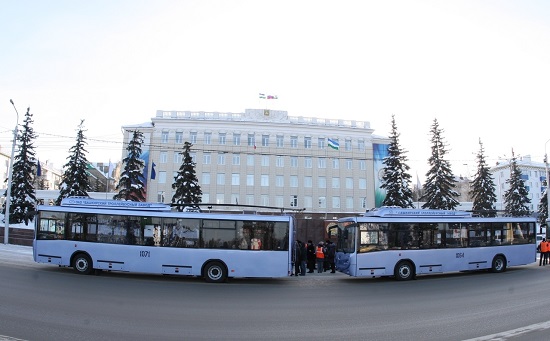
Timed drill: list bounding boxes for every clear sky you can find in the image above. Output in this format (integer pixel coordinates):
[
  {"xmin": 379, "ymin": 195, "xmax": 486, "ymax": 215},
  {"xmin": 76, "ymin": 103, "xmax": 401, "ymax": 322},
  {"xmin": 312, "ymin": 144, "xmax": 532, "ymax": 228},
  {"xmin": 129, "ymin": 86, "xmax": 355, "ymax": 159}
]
[{"xmin": 1, "ymin": 0, "xmax": 549, "ymax": 180}]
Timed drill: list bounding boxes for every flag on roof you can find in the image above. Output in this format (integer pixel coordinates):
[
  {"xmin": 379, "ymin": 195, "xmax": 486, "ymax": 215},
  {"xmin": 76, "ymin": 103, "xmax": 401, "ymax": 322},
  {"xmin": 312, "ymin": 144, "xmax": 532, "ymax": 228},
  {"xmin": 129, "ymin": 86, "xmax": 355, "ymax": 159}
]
[
  {"xmin": 328, "ymin": 138, "xmax": 339, "ymax": 150},
  {"xmin": 259, "ymin": 93, "xmax": 266, "ymax": 99},
  {"xmin": 267, "ymin": 95, "xmax": 278, "ymax": 99}
]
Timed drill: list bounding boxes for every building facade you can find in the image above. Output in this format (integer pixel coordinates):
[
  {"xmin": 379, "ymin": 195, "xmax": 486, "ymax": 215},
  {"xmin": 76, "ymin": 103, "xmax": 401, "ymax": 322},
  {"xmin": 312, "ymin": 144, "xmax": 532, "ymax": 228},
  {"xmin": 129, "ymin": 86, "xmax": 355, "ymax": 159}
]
[
  {"xmin": 122, "ymin": 109, "xmax": 390, "ymax": 214},
  {"xmin": 490, "ymin": 155, "xmax": 546, "ymax": 213}
]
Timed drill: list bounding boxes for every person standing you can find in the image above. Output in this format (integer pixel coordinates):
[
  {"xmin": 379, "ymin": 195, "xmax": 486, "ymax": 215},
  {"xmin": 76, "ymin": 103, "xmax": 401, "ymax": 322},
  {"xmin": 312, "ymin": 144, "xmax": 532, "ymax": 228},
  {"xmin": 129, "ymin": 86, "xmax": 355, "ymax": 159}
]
[
  {"xmin": 540, "ymin": 238, "xmax": 548, "ymax": 266},
  {"xmin": 316, "ymin": 242, "xmax": 325, "ymax": 273},
  {"xmin": 298, "ymin": 240, "xmax": 307, "ymax": 276},
  {"xmin": 293, "ymin": 240, "xmax": 301, "ymax": 276},
  {"xmin": 544, "ymin": 239, "xmax": 550, "ymax": 266},
  {"xmin": 306, "ymin": 240, "xmax": 316, "ymax": 273},
  {"xmin": 325, "ymin": 240, "xmax": 336, "ymax": 273}
]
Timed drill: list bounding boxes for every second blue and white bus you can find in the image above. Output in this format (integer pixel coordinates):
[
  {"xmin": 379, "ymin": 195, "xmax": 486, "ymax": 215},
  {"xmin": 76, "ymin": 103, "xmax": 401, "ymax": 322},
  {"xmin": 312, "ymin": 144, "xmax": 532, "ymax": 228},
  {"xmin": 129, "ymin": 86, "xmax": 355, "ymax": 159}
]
[
  {"xmin": 332, "ymin": 207, "xmax": 536, "ymax": 280},
  {"xmin": 33, "ymin": 198, "xmax": 294, "ymax": 283}
]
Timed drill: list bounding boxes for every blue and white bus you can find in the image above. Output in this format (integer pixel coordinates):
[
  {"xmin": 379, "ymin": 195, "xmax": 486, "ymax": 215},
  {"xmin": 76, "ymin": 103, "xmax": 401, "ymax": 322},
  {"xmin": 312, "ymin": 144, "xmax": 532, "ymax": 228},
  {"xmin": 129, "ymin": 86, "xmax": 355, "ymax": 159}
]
[
  {"xmin": 332, "ymin": 207, "xmax": 536, "ymax": 280},
  {"xmin": 33, "ymin": 198, "xmax": 293, "ymax": 283}
]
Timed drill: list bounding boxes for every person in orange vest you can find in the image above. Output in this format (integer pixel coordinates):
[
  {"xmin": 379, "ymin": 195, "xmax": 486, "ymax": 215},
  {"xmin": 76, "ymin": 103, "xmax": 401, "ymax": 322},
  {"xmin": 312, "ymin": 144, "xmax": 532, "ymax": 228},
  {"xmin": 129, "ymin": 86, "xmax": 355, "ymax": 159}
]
[
  {"xmin": 316, "ymin": 242, "xmax": 325, "ymax": 273},
  {"xmin": 539, "ymin": 238, "xmax": 548, "ymax": 266}
]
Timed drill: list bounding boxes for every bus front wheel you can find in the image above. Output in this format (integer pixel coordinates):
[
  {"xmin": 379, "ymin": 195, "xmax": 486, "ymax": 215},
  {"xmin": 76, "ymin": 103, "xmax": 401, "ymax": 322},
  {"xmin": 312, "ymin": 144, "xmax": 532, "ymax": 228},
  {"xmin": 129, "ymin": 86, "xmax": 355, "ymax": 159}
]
[
  {"xmin": 491, "ymin": 255, "xmax": 507, "ymax": 273},
  {"xmin": 73, "ymin": 253, "xmax": 93, "ymax": 275},
  {"xmin": 203, "ymin": 261, "xmax": 227, "ymax": 283},
  {"xmin": 395, "ymin": 261, "xmax": 414, "ymax": 281}
]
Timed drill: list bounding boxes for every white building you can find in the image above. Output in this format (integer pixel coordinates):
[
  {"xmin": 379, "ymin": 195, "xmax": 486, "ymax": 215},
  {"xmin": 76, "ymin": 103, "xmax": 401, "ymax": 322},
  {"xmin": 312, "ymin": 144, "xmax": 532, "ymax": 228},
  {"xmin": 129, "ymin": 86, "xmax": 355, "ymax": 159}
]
[
  {"xmin": 122, "ymin": 109, "xmax": 390, "ymax": 214},
  {"xmin": 490, "ymin": 155, "xmax": 546, "ymax": 213}
]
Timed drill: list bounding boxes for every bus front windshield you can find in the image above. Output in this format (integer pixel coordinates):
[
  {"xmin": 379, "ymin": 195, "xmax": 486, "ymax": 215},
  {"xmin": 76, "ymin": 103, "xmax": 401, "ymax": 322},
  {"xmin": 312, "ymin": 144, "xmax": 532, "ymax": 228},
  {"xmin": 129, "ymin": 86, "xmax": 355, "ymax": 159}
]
[{"xmin": 337, "ymin": 221, "xmax": 356, "ymax": 254}]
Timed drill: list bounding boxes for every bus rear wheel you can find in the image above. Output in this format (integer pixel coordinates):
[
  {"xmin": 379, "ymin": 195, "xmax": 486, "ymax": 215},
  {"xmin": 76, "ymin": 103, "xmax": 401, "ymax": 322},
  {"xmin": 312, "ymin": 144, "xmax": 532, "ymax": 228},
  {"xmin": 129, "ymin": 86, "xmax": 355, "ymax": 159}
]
[
  {"xmin": 73, "ymin": 253, "xmax": 93, "ymax": 275},
  {"xmin": 491, "ymin": 255, "xmax": 506, "ymax": 273},
  {"xmin": 395, "ymin": 261, "xmax": 414, "ymax": 281},
  {"xmin": 203, "ymin": 261, "xmax": 227, "ymax": 283}
]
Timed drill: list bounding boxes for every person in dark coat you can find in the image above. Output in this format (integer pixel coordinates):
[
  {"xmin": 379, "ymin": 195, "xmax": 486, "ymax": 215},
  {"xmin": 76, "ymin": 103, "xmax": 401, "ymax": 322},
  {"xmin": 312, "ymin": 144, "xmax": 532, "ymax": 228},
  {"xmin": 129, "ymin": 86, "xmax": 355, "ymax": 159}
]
[
  {"xmin": 325, "ymin": 240, "xmax": 336, "ymax": 273},
  {"xmin": 306, "ymin": 240, "xmax": 316, "ymax": 273}
]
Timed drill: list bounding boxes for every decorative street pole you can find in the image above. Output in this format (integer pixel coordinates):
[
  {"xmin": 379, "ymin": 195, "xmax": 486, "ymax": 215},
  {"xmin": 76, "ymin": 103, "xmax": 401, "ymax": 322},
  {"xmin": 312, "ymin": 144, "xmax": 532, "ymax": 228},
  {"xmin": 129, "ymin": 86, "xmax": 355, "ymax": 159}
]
[{"xmin": 4, "ymin": 99, "xmax": 19, "ymax": 245}]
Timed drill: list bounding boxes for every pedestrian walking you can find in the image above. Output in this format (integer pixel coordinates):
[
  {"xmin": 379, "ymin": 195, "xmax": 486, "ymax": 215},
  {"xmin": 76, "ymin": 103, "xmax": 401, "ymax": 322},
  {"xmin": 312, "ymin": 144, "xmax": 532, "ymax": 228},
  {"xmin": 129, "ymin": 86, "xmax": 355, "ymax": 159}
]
[
  {"xmin": 306, "ymin": 240, "xmax": 316, "ymax": 273},
  {"xmin": 325, "ymin": 240, "xmax": 336, "ymax": 273}
]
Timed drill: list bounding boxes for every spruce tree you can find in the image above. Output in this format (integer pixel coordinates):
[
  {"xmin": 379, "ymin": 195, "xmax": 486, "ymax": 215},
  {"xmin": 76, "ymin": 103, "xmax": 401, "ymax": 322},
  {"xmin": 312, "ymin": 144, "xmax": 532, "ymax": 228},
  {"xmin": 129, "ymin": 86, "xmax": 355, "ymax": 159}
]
[
  {"xmin": 172, "ymin": 141, "xmax": 202, "ymax": 211},
  {"xmin": 55, "ymin": 120, "xmax": 92, "ymax": 205},
  {"xmin": 380, "ymin": 115, "xmax": 414, "ymax": 208},
  {"xmin": 114, "ymin": 130, "xmax": 146, "ymax": 202},
  {"xmin": 421, "ymin": 118, "xmax": 459, "ymax": 210},
  {"xmin": 469, "ymin": 139, "xmax": 497, "ymax": 217},
  {"xmin": 2, "ymin": 107, "xmax": 39, "ymax": 224},
  {"xmin": 503, "ymin": 150, "xmax": 531, "ymax": 217}
]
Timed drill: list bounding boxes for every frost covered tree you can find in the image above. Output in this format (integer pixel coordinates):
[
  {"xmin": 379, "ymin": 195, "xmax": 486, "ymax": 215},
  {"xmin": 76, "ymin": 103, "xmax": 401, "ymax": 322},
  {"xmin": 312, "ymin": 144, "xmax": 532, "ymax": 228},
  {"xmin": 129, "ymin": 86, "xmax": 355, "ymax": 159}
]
[
  {"xmin": 469, "ymin": 139, "xmax": 497, "ymax": 217},
  {"xmin": 421, "ymin": 118, "xmax": 459, "ymax": 210},
  {"xmin": 2, "ymin": 107, "xmax": 39, "ymax": 224},
  {"xmin": 172, "ymin": 141, "xmax": 202, "ymax": 211},
  {"xmin": 504, "ymin": 150, "xmax": 531, "ymax": 217},
  {"xmin": 55, "ymin": 120, "xmax": 92, "ymax": 205},
  {"xmin": 380, "ymin": 115, "xmax": 414, "ymax": 208},
  {"xmin": 114, "ymin": 130, "xmax": 146, "ymax": 202}
]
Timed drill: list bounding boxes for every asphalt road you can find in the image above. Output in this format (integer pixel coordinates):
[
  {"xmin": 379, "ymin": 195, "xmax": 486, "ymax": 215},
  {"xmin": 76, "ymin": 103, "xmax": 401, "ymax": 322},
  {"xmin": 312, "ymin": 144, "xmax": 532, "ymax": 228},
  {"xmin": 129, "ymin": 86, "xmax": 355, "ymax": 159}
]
[{"xmin": 1, "ymin": 246, "xmax": 550, "ymax": 341}]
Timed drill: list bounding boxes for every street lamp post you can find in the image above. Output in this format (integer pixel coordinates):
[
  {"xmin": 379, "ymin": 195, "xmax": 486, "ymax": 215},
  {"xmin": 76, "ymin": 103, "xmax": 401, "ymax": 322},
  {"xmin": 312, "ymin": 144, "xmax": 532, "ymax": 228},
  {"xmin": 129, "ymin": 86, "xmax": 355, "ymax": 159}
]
[
  {"xmin": 545, "ymin": 139, "xmax": 550, "ymax": 233},
  {"xmin": 4, "ymin": 99, "xmax": 19, "ymax": 245}
]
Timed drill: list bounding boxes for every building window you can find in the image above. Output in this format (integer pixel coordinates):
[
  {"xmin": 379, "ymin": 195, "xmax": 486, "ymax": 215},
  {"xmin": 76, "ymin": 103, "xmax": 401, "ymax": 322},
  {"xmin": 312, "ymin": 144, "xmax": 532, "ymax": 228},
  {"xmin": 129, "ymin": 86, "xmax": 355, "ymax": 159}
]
[
  {"xmin": 247, "ymin": 154, "xmax": 254, "ymax": 166},
  {"xmin": 346, "ymin": 177, "xmax": 353, "ymax": 189},
  {"xmin": 276, "ymin": 135, "xmax": 284, "ymax": 147},
  {"xmin": 290, "ymin": 136, "xmax": 298, "ymax": 148},
  {"xmin": 359, "ymin": 178, "xmax": 367, "ymax": 189},
  {"xmin": 318, "ymin": 177, "xmax": 326, "ymax": 189},
  {"xmin": 246, "ymin": 195, "xmax": 254, "ymax": 205},
  {"xmin": 304, "ymin": 157, "xmax": 312, "ymax": 168},
  {"xmin": 276, "ymin": 156, "xmax": 284, "ymax": 167},
  {"xmin": 160, "ymin": 151, "xmax": 168, "ymax": 164},
  {"xmin": 346, "ymin": 159, "xmax": 353, "ymax": 170},
  {"xmin": 304, "ymin": 196, "xmax": 312, "ymax": 208},
  {"xmin": 262, "ymin": 135, "xmax": 269, "ymax": 147},
  {"xmin": 231, "ymin": 194, "xmax": 239, "ymax": 205},
  {"xmin": 318, "ymin": 138, "xmax": 325, "ymax": 149},
  {"xmin": 190, "ymin": 152, "xmax": 196, "ymax": 163},
  {"xmin": 332, "ymin": 196, "xmax": 340, "ymax": 209},
  {"xmin": 346, "ymin": 196, "xmax": 353, "ymax": 209},
  {"xmin": 319, "ymin": 196, "xmax": 326, "ymax": 208},
  {"xmin": 290, "ymin": 175, "xmax": 298, "ymax": 187},
  {"xmin": 174, "ymin": 152, "xmax": 182, "ymax": 164},
  {"xmin": 231, "ymin": 173, "xmax": 240, "ymax": 186},
  {"xmin": 175, "ymin": 132, "xmax": 183, "ymax": 144},
  {"xmin": 232, "ymin": 154, "xmax": 240, "ymax": 165},
  {"xmin": 358, "ymin": 140, "xmax": 365, "ymax": 151},
  {"xmin": 247, "ymin": 174, "xmax": 254, "ymax": 186},
  {"xmin": 261, "ymin": 195, "xmax": 269, "ymax": 206},
  {"xmin": 203, "ymin": 153, "xmax": 211, "ymax": 165},
  {"xmin": 332, "ymin": 177, "xmax": 340, "ymax": 189},
  {"xmin": 290, "ymin": 195, "xmax": 298, "ymax": 207},
  {"xmin": 275, "ymin": 196, "xmax": 284, "ymax": 207},
  {"xmin": 158, "ymin": 171, "xmax": 167, "ymax": 184},
  {"xmin": 216, "ymin": 194, "xmax": 224, "ymax": 204},
  {"xmin": 345, "ymin": 139, "xmax": 352, "ymax": 151},
  {"xmin": 359, "ymin": 160, "xmax": 366, "ymax": 170},
  {"xmin": 201, "ymin": 193, "xmax": 209, "ymax": 204},
  {"xmin": 360, "ymin": 197, "xmax": 367, "ymax": 209},
  {"xmin": 190, "ymin": 132, "xmax": 197, "ymax": 144},
  {"xmin": 248, "ymin": 134, "xmax": 256, "ymax": 147},
  {"xmin": 217, "ymin": 173, "xmax": 225, "ymax": 185},
  {"xmin": 290, "ymin": 156, "xmax": 298, "ymax": 167},
  {"xmin": 233, "ymin": 133, "xmax": 241, "ymax": 146},
  {"xmin": 332, "ymin": 158, "xmax": 339, "ymax": 169},
  {"xmin": 261, "ymin": 155, "xmax": 269, "ymax": 167},
  {"xmin": 304, "ymin": 137, "xmax": 312, "ymax": 149},
  {"xmin": 218, "ymin": 153, "xmax": 226, "ymax": 165},
  {"xmin": 276, "ymin": 175, "xmax": 284, "ymax": 187},
  {"xmin": 157, "ymin": 191, "xmax": 165, "ymax": 203},
  {"xmin": 202, "ymin": 173, "xmax": 210, "ymax": 185},
  {"xmin": 304, "ymin": 176, "xmax": 312, "ymax": 188},
  {"xmin": 318, "ymin": 158, "xmax": 326, "ymax": 169},
  {"xmin": 161, "ymin": 131, "xmax": 169, "ymax": 143},
  {"xmin": 219, "ymin": 133, "xmax": 226, "ymax": 145},
  {"xmin": 204, "ymin": 132, "xmax": 212, "ymax": 145},
  {"xmin": 261, "ymin": 174, "xmax": 269, "ymax": 186}
]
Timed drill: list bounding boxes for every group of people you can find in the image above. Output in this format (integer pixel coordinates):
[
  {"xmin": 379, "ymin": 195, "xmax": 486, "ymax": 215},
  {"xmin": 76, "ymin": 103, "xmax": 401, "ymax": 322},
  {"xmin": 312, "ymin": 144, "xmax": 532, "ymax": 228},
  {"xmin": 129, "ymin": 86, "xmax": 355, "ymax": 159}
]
[
  {"xmin": 293, "ymin": 239, "xmax": 336, "ymax": 275},
  {"xmin": 539, "ymin": 238, "xmax": 550, "ymax": 266}
]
